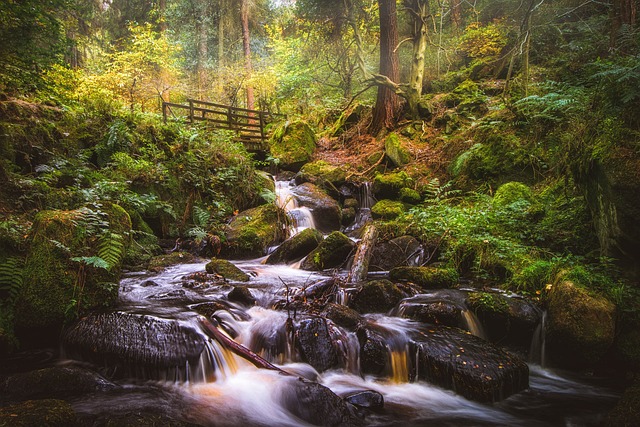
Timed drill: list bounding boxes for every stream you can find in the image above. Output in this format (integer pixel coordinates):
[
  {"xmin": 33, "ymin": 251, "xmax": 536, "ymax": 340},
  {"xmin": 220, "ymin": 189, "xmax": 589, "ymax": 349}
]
[{"xmin": 58, "ymin": 180, "xmax": 621, "ymax": 426}]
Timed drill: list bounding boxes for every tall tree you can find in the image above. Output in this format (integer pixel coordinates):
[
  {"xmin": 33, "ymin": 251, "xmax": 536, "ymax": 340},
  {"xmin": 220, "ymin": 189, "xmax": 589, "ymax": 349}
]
[
  {"xmin": 610, "ymin": 0, "xmax": 637, "ymax": 50},
  {"xmin": 241, "ymin": 0, "xmax": 255, "ymax": 110},
  {"xmin": 370, "ymin": 0, "xmax": 401, "ymax": 134}
]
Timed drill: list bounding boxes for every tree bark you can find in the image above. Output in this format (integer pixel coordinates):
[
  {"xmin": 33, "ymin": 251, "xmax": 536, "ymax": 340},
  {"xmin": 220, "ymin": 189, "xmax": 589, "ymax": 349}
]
[
  {"xmin": 610, "ymin": 0, "xmax": 637, "ymax": 50},
  {"xmin": 241, "ymin": 0, "xmax": 255, "ymax": 111},
  {"xmin": 159, "ymin": 0, "xmax": 167, "ymax": 32},
  {"xmin": 405, "ymin": 0, "xmax": 429, "ymax": 119},
  {"xmin": 370, "ymin": 0, "xmax": 401, "ymax": 135},
  {"xmin": 195, "ymin": 2, "xmax": 209, "ymax": 96}
]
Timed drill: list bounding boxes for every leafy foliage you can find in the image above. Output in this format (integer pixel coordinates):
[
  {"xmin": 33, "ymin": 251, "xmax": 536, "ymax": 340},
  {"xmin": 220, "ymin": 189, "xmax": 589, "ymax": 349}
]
[{"xmin": 0, "ymin": 257, "xmax": 24, "ymax": 304}]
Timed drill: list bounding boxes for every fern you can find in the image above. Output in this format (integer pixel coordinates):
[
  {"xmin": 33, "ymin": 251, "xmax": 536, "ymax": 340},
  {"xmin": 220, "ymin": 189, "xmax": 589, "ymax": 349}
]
[
  {"xmin": 192, "ymin": 205, "xmax": 211, "ymax": 228},
  {"xmin": 424, "ymin": 178, "xmax": 460, "ymax": 203},
  {"xmin": 0, "ymin": 257, "xmax": 24, "ymax": 303},
  {"xmin": 71, "ymin": 256, "xmax": 110, "ymax": 270},
  {"xmin": 96, "ymin": 232, "xmax": 125, "ymax": 270}
]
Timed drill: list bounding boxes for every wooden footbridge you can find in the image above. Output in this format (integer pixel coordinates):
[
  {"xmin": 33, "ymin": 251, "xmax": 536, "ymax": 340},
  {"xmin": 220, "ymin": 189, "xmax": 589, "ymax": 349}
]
[{"xmin": 162, "ymin": 99, "xmax": 281, "ymax": 151}]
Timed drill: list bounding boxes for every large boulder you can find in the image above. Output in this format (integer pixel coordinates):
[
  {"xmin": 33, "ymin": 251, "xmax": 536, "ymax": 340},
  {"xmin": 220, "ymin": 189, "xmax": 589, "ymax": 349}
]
[
  {"xmin": 14, "ymin": 204, "xmax": 131, "ymax": 341},
  {"xmin": 370, "ymin": 236, "xmax": 423, "ymax": 271},
  {"xmin": 301, "ymin": 231, "xmax": 355, "ymax": 271},
  {"xmin": 61, "ymin": 312, "xmax": 206, "ymax": 380},
  {"xmin": 545, "ymin": 276, "xmax": 616, "ymax": 369},
  {"xmin": 221, "ymin": 204, "xmax": 288, "ymax": 259},
  {"xmin": 391, "ymin": 290, "xmax": 468, "ymax": 329},
  {"xmin": 350, "ymin": 279, "xmax": 406, "ymax": 314},
  {"xmin": 410, "ymin": 326, "xmax": 529, "ymax": 402},
  {"xmin": 371, "ymin": 200, "xmax": 405, "ymax": 220},
  {"xmin": 295, "ymin": 318, "xmax": 342, "ymax": 372},
  {"xmin": 295, "ymin": 160, "xmax": 347, "ymax": 189},
  {"xmin": 291, "ymin": 183, "xmax": 342, "ymax": 233},
  {"xmin": 269, "ymin": 121, "xmax": 317, "ymax": 172},
  {"xmin": 384, "ymin": 133, "xmax": 411, "ymax": 168},
  {"xmin": 266, "ymin": 228, "xmax": 323, "ymax": 265},
  {"xmin": 372, "ymin": 171, "xmax": 413, "ymax": 200}
]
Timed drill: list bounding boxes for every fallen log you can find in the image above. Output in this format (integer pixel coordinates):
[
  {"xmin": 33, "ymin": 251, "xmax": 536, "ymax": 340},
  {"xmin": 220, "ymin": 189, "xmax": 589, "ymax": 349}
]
[
  {"xmin": 347, "ymin": 223, "xmax": 378, "ymax": 284},
  {"xmin": 198, "ymin": 316, "xmax": 291, "ymax": 375}
]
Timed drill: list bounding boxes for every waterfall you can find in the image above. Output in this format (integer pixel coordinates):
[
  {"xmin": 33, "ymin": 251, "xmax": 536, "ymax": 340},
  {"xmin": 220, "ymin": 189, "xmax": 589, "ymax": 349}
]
[
  {"xmin": 529, "ymin": 310, "xmax": 547, "ymax": 367},
  {"xmin": 275, "ymin": 180, "xmax": 316, "ymax": 236},
  {"xmin": 460, "ymin": 309, "xmax": 487, "ymax": 340}
]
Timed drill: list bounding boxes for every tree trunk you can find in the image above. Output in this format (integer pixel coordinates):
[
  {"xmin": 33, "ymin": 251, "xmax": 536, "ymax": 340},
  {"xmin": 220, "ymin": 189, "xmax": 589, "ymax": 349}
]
[
  {"xmin": 159, "ymin": 0, "xmax": 167, "ymax": 32},
  {"xmin": 348, "ymin": 223, "xmax": 378, "ymax": 284},
  {"xmin": 370, "ymin": 0, "xmax": 401, "ymax": 135},
  {"xmin": 196, "ymin": 8, "xmax": 208, "ymax": 96},
  {"xmin": 241, "ymin": 0, "xmax": 255, "ymax": 111},
  {"xmin": 610, "ymin": 0, "xmax": 637, "ymax": 50},
  {"xmin": 406, "ymin": 1, "xmax": 430, "ymax": 119},
  {"xmin": 218, "ymin": 0, "xmax": 225, "ymax": 68},
  {"xmin": 450, "ymin": 0, "xmax": 462, "ymax": 31}
]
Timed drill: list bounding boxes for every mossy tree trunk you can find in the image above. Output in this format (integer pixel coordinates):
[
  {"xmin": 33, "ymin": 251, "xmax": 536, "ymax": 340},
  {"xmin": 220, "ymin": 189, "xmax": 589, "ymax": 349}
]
[{"xmin": 406, "ymin": 0, "xmax": 430, "ymax": 119}]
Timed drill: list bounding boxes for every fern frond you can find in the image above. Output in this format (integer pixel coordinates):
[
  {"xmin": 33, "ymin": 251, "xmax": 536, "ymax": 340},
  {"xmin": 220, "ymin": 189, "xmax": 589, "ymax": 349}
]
[
  {"xmin": 71, "ymin": 256, "xmax": 110, "ymax": 270},
  {"xmin": 0, "ymin": 257, "xmax": 24, "ymax": 303},
  {"xmin": 96, "ymin": 232, "xmax": 125, "ymax": 270},
  {"xmin": 192, "ymin": 206, "xmax": 211, "ymax": 228}
]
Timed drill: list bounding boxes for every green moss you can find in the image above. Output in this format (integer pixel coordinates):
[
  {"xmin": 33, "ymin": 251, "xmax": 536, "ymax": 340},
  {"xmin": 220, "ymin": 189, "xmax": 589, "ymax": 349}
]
[
  {"xmin": 268, "ymin": 121, "xmax": 317, "ymax": 171},
  {"xmin": 399, "ymin": 187, "xmax": 421, "ymax": 205},
  {"xmin": 492, "ymin": 182, "xmax": 534, "ymax": 207},
  {"xmin": 371, "ymin": 200, "xmax": 405, "ymax": 220},
  {"xmin": 266, "ymin": 227, "xmax": 323, "ymax": 264},
  {"xmin": 222, "ymin": 204, "xmax": 288, "ymax": 259},
  {"xmin": 443, "ymin": 79, "xmax": 488, "ymax": 115},
  {"xmin": 298, "ymin": 160, "xmax": 347, "ymax": 187},
  {"xmin": 148, "ymin": 251, "xmax": 196, "ymax": 272},
  {"xmin": 205, "ymin": 258, "xmax": 249, "ymax": 282},
  {"xmin": 384, "ymin": 133, "xmax": 411, "ymax": 167},
  {"xmin": 373, "ymin": 171, "xmax": 413, "ymax": 199},
  {"xmin": 467, "ymin": 292, "xmax": 509, "ymax": 315},
  {"xmin": 389, "ymin": 266, "xmax": 459, "ymax": 289},
  {"xmin": 301, "ymin": 231, "xmax": 355, "ymax": 271}
]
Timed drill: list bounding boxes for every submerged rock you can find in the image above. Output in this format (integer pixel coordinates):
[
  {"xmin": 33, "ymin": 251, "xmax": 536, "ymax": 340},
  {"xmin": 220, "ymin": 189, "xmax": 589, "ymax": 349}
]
[
  {"xmin": 392, "ymin": 291, "xmax": 468, "ymax": 328},
  {"xmin": 62, "ymin": 312, "xmax": 206, "ymax": 378},
  {"xmin": 344, "ymin": 390, "xmax": 384, "ymax": 411},
  {"xmin": 295, "ymin": 318, "xmax": 341, "ymax": 372},
  {"xmin": 321, "ymin": 303, "xmax": 363, "ymax": 330},
  {"xmin": 227, "ymin": 286, "xmax": 256, "ymax": 306},
  {"xmin": 266, "ymin": 228, "xmax": 323, "ymax": 265}
]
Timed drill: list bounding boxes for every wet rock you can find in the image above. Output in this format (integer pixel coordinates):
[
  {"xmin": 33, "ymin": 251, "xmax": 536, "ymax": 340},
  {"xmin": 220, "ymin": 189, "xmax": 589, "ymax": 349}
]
[
  {"xmin": 341, "ymin": 207, "xmax": 356, "ymax": 227},
  {"xmin": 140, "ymin": 280, "xmax": 159, "ymax": 287},
  {"xmin": 410, "ymin": 326, "xmax": 529, "ymax": 402},
  {"xmin": 321, "ymin": 303, "xmax": 362, "ymax": 330},
  {"xmin": 278, "ymin": 378, "xmax": 363, "ymax": 426},
  {"xmin": 371, "ymin": 199, "xmax": 405, "ymax": 220},
  {"xmin": 344, "ymin": 390, "xmax": 384, "ymax": 411},
  {"xmin": 545, "ymin": 277, "xmax": 616, "ymax": 369},
  {"xmin": 227, "ymin": 286, "xmax": 256, "ymax": 306},
  {"xmin": 268, "ymin": 121, "xmax": 317, "ymax": 172},
  {"xmin": 0, "ymin": 366, "xmax": 117, "ymax": 403},
  {"xmin": 389, "ymin": 266, "xmax": 459, "ymax": 289},
  {"xmin": 221, "ymin": 204, "xmax": 288, "ymax": 259},
  {"xmin": 266, "ymin": 228, "xmax": 323, "ymax": 265},
  {"xmin": 350, "ymin": 280, "xmax": 406, "ymax": 314},
  {"xmin": 301, "ymin": 231, "xmax": 355, "ymax": 271},
  {"xmin": 148, "ymin": 252, "xmax": 196, "ymax": 272},
  {"xmin": 0, "ymin": 399, "xmax": 76, "ymax": 426},
  {"xmin": 296, "ymin": 160, "xmax": 347, "ymax": 188},
  {"xmin": 62, "ymin": 312, "xmax": 205, "ymax": 379},
  {"xmin": 291, "ymin": 183, "xmax": 342, "ymax": 233},
  {"xmin": 372, "ymin": 171, "xmax": 412, "ymax": 199},
  {"xmin": 181, "ymin": 271, "xmax": 226, "ymax": 289},
  {"xmin": 392, "ymin": 291, "xmax": 468, "ymax": 328},
  {"xmin": 88, "ymin": 412, "xmax": 200, "ymax": 427},
  {"xmin": 369, "ymin": 236, "xmax": 422, "ymax": 271},
  {"xmin": 191, "ymin": 301, "xmax": 236, "ymax": 319},
  {"xmin": 205, "ymin": 258, "xmax": 250, "ymax": 282},
  {"xmin": 295, "ymin": 318, "xmax": 340, "ymax": 372},
  {"xmin": 356, "ymin": 325, "xmax": 389, "ymax": 376},
  {"xmin": 605, "ymin": 379, "xmax": 640, "ymax": 427},
  {"xmin": 466, "ymin": 291, "xmax": 541, "ymax": 348}
]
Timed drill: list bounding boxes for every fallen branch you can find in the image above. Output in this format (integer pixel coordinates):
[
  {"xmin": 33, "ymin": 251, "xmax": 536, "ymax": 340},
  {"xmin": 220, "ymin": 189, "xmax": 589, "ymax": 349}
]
[{"xmin": 198, "ymin": 316, "xmax": 291, "ymax": 375}]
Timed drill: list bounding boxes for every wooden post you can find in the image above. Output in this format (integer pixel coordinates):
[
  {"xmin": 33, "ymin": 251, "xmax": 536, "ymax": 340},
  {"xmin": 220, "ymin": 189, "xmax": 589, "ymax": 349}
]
[
  {"xmin": 189, "ymin": 100, "xmax": 194, "ymax": 123},
  {"xmin": 162, "ymin": 102, "xmax": 167, "ymax": 123},
  {"xmin": 259, "ymin": 112, "xmax": 266, "ymax": 144}
]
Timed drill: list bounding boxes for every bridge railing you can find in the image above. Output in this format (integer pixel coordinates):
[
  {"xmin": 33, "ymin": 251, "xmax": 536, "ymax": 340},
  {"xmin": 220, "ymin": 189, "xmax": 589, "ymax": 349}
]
[{"xmin": 162, "ymin": 99, "xmax": 281, "ymax": 151}]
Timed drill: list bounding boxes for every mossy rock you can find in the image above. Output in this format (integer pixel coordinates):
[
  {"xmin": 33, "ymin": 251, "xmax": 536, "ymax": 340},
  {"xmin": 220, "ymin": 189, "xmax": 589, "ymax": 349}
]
[
  {"xmin": 221, "ymin": 204, "xmax": 288, "ymax": 259},
  {"xmin": 384, "ymin": 133, "xmax": 412, "ymax": 168},
  {"xmin": 256, "ymin": 170, "xmax": 276, "ymax": 203},
  {"xmin": 369, "ymin": 236, "xmax": 422, "ymax": 272},
  {"xmin": 0, "ymin": 399, "xmax": 77, "ymax": 426},
  {"xmin": 321, "ymin": 303, "xmax": 363, "ymax": 330},
  {"xmin": 443, "ymin": 79, "xmax": 487, "ymax": 115},
  {"xmin": 389, "ymin": 266, "xmax": 459, "ymax": 289},
  {"xmin": 266, "ymin": 228, "xmax": 323, "ymax": 265},
  {"xmin": 14, "ymin": 204, "xmax": 131, "ymax": 334},
  {"xmin": 205, "ymin": 258, "xmax": 250, "ymax": 282},
  {"xmin": 341, "ymin": 206, "xmax": 356, "ymax": 226},
  {"xmin": 545, "ymin": 274, "xmax": 616, "ymax": 369},
  {"xmin": 605, "ymin": 379, "xmax": 640, "ymax": 427},
  {"xmin": 269, "ymin": 121, "xmax": 317, "ymax": 172},
  {"xmin": 399, "ymin": 187, "xmax": 421, "ymax": 204},
  {"xmin": 297, "ymin": 160, "xmax": 347, "ymax": 188},
  {"xmin": 148, "ymin": 252, "xmax": 196, "ymax": 272},
  {"xmin": 350, "ymin": 279, "xmax": 406, "ymax": 313},
  {"xmin": 373, "ymin": 171, "xmax": 413, "ymax": 199},
  {"xmin": 300, "ymin": 231, "xmax": 355, "ymax": 271},
  {"xmin": 328, "ymin": 104, "xmax": 367, "ymax": 137},
  {"xmin": 371, "ymin": 199, "xmax": 405, "ymax": 220},
  {"xmin": 492, "ymin": 182, "xmax": 534, "ymax": 208}
]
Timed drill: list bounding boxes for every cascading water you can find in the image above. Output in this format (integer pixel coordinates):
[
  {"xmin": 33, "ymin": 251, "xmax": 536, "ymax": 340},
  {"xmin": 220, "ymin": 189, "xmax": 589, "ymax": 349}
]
[
  {"xmin": 529, "ymin": 310, "xmax": 548, "ymax": 367},
  {"xmin": 275, "ymin": 180, "xmax": 315, "ymax": 236}
]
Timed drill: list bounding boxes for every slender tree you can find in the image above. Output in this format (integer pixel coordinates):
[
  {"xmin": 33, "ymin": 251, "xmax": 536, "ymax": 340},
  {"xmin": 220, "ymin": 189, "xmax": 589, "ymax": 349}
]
[{"xmin": 241, "ymin": 0, "xmax": 255, "ymax": 110}]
